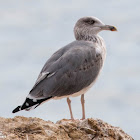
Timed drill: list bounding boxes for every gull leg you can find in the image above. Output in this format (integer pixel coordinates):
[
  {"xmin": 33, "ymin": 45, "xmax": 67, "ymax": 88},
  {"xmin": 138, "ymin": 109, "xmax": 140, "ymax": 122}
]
[
  {"xmin": 81, "ymin": 94, "xmax": 85, "ymax": 120},
  {"xmin": 67, "ymin": 97, "xmax": 74, "ymax": 120}
]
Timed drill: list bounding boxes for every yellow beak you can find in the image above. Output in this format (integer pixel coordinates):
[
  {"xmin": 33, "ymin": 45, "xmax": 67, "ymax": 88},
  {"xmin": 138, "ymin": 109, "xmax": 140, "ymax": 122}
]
[{"xmin": 110, "ymin": 26, "xmax": 117, "ymax": 31}]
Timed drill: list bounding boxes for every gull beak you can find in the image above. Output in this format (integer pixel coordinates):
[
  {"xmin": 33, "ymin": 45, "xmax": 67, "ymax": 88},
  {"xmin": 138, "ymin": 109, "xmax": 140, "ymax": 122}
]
[
  {"xmin": 101, "ymin": 25, "xmax": 117, "ymax": 31},
  {"xmin": 109, "ymin": 26, "xmax": 117, "ymax": 31}
]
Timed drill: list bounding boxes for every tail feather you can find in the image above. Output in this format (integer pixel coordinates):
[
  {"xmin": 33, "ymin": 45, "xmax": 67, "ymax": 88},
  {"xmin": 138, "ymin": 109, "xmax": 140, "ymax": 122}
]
[{"xmin": 12, "ymin": 96, "xmax": 52, "ymax": 113}]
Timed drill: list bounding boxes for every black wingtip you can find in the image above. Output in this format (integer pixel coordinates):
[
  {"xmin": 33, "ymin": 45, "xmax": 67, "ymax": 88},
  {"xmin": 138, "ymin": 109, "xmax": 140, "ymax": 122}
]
[
  {"xmin": 12, "ymin": 106, "xmax": 21, "ymax": 113},
  {"xmin": 12, "ymin": 96, "xmax": 53, "ymax": 113}
]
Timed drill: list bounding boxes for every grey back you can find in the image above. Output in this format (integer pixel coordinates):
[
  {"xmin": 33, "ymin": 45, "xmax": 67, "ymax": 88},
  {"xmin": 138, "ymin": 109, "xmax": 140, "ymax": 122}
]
[{"xmin": 29, "ymin": 40, "xmax": 103, "ymax": 98}]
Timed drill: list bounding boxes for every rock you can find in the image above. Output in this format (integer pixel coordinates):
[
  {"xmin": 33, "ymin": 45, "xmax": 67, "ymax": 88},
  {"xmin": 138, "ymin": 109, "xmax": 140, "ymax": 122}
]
[{"xmin": 0, "ymin": 116, "xmax": 133, "ymax": 140}]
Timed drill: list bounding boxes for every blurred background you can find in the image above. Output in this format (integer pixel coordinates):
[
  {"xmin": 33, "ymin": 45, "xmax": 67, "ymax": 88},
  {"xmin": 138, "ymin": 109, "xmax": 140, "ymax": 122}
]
[{"xmin": 0, "ymin": 0, "xmax": 140, "ymax": 139}]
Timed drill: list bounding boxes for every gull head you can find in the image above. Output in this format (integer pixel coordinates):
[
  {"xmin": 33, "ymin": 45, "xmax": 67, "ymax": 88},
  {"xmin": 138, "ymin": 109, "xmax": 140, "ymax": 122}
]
[{"xmin": 74, "ymin": 16, "xmax": 117, "ymax": 40}]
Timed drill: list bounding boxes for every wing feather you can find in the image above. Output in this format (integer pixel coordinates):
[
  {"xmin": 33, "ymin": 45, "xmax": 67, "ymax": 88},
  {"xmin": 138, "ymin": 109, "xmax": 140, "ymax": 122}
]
[{"xmin": 29, "ymin": 40, "xmax": 103, "ymax": 98}]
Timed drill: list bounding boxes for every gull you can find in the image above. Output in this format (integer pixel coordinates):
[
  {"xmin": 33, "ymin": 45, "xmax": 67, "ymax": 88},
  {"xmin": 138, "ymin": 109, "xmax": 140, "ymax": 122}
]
[{"xmin": 12, "ymin": 17, "xmax": 117, "ymax": 120}]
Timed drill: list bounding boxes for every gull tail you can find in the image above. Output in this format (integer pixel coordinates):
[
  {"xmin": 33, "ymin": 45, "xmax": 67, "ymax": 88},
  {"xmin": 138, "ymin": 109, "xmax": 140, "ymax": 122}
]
[{"xmin": 12, "ymin": 96, "xmax": 52, "ymax": 113}]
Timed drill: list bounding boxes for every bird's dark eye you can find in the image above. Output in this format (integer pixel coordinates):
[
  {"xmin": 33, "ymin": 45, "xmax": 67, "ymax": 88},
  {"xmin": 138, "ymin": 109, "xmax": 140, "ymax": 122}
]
[
  {"xmin": 89, "ymin": 20, "xmax": 95, "ymax": 24},
  {"xmin": 84, "ymin": 19, "xmax": 95, "ymax": 25}
]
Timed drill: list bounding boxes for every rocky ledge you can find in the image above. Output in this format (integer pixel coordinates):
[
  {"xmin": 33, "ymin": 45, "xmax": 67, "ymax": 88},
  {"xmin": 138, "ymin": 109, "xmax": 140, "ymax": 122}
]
[{"xmin": 0, "ymin": 116, "xmax": 133, "ymax": 140}]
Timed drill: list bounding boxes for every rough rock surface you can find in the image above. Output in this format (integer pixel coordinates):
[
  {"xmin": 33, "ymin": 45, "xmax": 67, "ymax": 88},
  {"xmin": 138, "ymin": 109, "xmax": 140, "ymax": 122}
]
[{"xmin": 0, "ymin": 116, "xmax": 133, "ymax": 140}]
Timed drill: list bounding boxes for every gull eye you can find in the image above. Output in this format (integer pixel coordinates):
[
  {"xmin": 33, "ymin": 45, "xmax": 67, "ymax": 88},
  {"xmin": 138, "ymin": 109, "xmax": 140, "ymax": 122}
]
[
  {"xmin": 89, "ymin": 20, "xmax": 95, "ymax": 24},
  {"xmin": 84, "ymin": 19, "xmax": 95, "ymax": 25}
]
